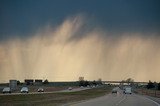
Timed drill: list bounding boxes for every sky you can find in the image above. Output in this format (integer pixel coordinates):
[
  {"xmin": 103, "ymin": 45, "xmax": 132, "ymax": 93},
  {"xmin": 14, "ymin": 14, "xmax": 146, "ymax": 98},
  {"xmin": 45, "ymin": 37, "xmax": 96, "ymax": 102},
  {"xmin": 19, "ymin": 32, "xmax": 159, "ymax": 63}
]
[{"xmin": 0, "ymin": 0, "xmax": 160, "ymax": 82}]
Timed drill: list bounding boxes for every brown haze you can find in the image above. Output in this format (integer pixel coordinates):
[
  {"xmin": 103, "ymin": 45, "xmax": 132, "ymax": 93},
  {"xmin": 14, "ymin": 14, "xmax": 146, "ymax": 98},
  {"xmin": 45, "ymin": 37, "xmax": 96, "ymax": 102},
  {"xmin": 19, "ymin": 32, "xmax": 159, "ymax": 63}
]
[{"xmin": 0, "ymin": 15, "xmax": 160, "ymax": 82}]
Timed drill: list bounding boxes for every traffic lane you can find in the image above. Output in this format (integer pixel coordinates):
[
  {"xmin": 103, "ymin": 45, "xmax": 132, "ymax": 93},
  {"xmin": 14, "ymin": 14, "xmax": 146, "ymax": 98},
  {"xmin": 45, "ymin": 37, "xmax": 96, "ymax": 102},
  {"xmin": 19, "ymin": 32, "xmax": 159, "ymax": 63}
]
[
  {"xmin": 0, "ymin": 87, "xmax": 91, "ymax": 96},
  {"xmin": 72, "ymin": 92, "xmax": 126, "ymax": 106},
  {"xmin": 144, "ymin": 95, "xmax": 160, "ymax": 104},
  {"xmin": 57, "ymin": 87, "xmax": 90, "ymax": 93},
  {"xmin": 73, "ymin": 92, "xmax": 160, "ymax": 106},
  {"xmin": 118, "ymin": 94, "xmax": 159, "ymax": 106}
]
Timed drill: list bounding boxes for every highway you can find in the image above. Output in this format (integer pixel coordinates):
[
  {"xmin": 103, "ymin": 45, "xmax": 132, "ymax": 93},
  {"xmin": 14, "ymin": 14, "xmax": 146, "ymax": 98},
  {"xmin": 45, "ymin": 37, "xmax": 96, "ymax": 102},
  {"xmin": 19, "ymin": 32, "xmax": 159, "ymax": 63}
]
[
  {"xmin": 0, "ymin": 87, "xmax": 90, "ymax": 96},
  {"xmin": 72, "ymin": 88, "xmax": 160, "ymax": 106},
  {"xmin": 1, "ymin": 87, "xmax": 160, "ymax": 106},
  {"xmin": 56, "ymin": 87, "xmax": 90, "ymax": 93}
]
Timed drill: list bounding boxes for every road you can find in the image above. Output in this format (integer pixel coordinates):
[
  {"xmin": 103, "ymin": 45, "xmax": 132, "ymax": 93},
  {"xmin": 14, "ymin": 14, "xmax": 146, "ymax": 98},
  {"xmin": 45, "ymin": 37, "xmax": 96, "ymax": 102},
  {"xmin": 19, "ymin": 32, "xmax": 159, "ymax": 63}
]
[
  {"xmin": 0, "ymin": 87, "xmax": 90, "ymax": 96},
  {"xmin": 72, "ymin": 88, "xmax": 160, "ymax": 106},
  {"xmin": 56, "ymin": 87, "xmax": 90, "ymax": 93}
]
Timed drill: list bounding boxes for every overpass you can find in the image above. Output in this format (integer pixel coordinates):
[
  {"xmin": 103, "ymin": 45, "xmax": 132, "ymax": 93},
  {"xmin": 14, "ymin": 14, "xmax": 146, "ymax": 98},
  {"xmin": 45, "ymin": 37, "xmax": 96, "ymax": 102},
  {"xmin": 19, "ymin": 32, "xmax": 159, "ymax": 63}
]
[{"xmin": 102, "ymin": 81, "xmax": 148, "ymax": 85}]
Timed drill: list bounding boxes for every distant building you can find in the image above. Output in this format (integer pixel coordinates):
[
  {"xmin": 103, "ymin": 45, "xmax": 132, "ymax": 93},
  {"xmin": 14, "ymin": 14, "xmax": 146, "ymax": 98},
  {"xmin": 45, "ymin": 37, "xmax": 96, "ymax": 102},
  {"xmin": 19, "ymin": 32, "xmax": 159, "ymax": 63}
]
[
  {"xmin": 24, "ymin": 79, "xmax": 34, "ymax": 85},
  {"xmin": 9, "ymin": 80, "xmax": 17, "ymax": 90},
  {"xmin": 35, "ymin": 79, "xmax": 43, "ymax": 85}
]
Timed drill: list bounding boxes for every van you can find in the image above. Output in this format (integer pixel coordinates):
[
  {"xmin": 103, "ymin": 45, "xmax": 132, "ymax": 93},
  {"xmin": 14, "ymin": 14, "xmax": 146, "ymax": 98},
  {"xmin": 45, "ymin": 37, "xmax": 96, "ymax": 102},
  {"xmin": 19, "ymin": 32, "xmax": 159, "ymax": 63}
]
[{"xmin": 124, "ymin": 87, "xmax": 132, "ymax": 94}]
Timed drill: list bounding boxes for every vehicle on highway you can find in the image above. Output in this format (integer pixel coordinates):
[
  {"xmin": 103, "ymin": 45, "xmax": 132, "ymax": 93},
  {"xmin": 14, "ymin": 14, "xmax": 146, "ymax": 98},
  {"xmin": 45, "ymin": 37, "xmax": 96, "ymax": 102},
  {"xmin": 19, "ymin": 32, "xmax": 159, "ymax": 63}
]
[
  {"xmin": 21, "ymin": 87, "xmax": 29, "ymax": 93},
  {"xmin": 80, "ymin": 86, "xmax": 84, "ymax": 89},
  {"xmin": 2, "ymin": 87, "xmax": 11, "ymax": 94},
  {"xmin": 112, "ymin": 88, "xmax": 117, "ymax": 94},
  {"xmin": 37, "ymin": 88, "xmax": 44, "ymax": 92},
  {"xmin": 68, "ymin": 87, "xmax": 72, "ymax": 90},
  {"xmin": 124, "ymin": 87, "xmax": 132, "ymax": 94},
  {"xmin": 87, "ymin": 85, "xmax": 90, "ymax": 88},
  {"xmin": 92, "ymin": 85, "xmax": 96, "ymax": 88}
]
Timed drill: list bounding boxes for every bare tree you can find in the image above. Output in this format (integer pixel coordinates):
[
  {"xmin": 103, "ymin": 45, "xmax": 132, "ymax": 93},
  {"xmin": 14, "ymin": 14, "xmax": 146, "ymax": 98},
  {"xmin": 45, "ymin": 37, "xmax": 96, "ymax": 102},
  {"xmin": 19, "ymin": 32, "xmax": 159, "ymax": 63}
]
[
  {"xmin": 79, "ymin": 77, "xmax": 84, "ymax": 81},
  {"xmin": 43, "ymin": 79, "xmax": 49, "ymax": 84},
  {"xmin": 126, "ymin": 78, "xmax": 134, "ymax": 85}
]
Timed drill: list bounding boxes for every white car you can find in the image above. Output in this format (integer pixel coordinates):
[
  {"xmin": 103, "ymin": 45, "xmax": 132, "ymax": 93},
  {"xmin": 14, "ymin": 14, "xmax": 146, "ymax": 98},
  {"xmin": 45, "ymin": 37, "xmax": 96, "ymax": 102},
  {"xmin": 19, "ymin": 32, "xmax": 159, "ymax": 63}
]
[
  {"xmin": 124, "ymin": 87, "xmax": 132, "ymax": 94},
  {"xmin": 68, "ymin": 87, "xmax": 72, "ymax": 90},
  {"xmin": 21, "ymin": 87, "xmax": 29, "ymax": 93},
  {"xmin": 87, "ymin": 85, "xmax": 90, "ymax": 88},
  {"xmin": 37, "ymin": 88, "xmax": 44, "ymax": 92},
  {"xmin": 80, "ymin": 86, "xmax": 84, "ymax": 89},
  {"xmin": 2, "ymin": 87, "xmax": 11, "ymax": 94},
  {"xmin": 92, "ymin": 85, "xmax": 96, "ymax": 88},
  {"xmin": 112, "ymin": 89, "xmax": 117, "ymax": 94}
]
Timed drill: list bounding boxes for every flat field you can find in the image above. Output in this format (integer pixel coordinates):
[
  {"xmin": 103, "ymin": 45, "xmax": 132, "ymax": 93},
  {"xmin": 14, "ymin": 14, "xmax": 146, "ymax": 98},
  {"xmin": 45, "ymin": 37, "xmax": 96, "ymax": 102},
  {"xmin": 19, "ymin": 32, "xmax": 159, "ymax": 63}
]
[{"xmin": 0, "ymin": 86, "xmax": 112, "ymax": 106}]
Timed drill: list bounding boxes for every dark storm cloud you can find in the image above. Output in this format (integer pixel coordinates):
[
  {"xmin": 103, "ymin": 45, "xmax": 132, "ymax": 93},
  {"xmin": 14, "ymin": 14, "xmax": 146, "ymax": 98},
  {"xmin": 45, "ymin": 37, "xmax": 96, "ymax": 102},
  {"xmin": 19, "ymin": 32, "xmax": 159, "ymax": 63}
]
[
  {"xmin": 0, "ymin": 16, "xmax": 160, "ymax": 82},
  {"xmin": 0, "ymin": 0, "xmax": 160, "ymax": 40}
]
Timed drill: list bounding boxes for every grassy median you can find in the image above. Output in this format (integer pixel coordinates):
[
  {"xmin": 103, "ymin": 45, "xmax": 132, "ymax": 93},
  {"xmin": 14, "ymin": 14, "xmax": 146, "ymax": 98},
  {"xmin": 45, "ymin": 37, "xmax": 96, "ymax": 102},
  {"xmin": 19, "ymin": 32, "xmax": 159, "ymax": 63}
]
[{"xmin": 0, "ymin": 86, "xmax": 112, "ymax": 106}]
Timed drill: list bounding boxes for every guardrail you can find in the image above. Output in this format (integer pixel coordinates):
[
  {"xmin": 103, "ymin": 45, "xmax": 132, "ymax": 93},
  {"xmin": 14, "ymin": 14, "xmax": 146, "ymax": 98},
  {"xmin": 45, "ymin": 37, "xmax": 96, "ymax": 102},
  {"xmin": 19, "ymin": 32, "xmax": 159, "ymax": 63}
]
[{"xmin": 135, "ymin": 89, "xmax": 160, "ymax": 98}]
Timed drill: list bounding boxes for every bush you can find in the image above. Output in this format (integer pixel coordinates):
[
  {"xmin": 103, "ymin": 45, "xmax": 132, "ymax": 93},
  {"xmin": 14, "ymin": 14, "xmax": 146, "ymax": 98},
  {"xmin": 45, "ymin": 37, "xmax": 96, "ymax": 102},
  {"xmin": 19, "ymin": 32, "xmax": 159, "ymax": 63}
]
[
  {"xmin": 17, "ymin": 80, "xmax": 20, "ymax": 85},
  {"xmin": 79, "ymin": 80, "xmax": 84, "ymax": 86},
  {"xmin": 147, "ymin": 81, "xmax": 155, "ymax": 89},
  {"xmin": 158, "ymin": 83, "xmax": 160, "ymax": 90},
  {"xmin": 92, "ymin": 80, "xmax": 97, "ymax": 86},
  {"xmin": 43, "ymin": 79, "xmax": 49, "ymax": 84},
  {"xmin": 79, "ymin": 80, "xmax": 89, "ymax": 87}
]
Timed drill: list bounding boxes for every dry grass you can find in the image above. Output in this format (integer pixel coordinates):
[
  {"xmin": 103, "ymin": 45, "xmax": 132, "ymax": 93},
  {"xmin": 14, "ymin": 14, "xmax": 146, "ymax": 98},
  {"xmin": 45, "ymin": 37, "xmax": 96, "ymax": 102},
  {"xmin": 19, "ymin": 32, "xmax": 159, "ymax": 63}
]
[
  {"xmin": 135, "ymin": 88, "xmax": 160, "ymax": 98},
  {"xmin": 0, "ymin": 86, "xmax": 112, "ymax": 106}
]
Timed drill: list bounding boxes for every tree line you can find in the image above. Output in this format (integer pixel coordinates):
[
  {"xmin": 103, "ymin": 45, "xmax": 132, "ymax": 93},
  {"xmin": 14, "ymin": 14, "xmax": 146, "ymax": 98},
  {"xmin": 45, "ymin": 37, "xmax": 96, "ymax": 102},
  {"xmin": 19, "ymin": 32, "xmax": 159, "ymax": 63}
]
[
  {"xmin": 78, "ymin": 77, "xmax": 103, "ymax": 87},
  {"xmin": 147, "ymin": 80, "xmax": 160, "ymax": 90}
]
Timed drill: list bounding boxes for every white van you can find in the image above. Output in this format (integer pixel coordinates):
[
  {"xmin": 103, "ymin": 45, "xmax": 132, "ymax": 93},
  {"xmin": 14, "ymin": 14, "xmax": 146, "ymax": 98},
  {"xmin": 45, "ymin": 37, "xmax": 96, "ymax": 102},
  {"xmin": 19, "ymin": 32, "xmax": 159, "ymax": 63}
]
[{"xmin": 124, "ymin": 87, "xmax": 132, "ymax": 94}]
